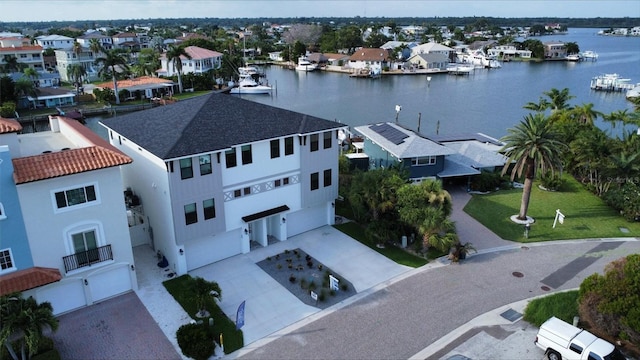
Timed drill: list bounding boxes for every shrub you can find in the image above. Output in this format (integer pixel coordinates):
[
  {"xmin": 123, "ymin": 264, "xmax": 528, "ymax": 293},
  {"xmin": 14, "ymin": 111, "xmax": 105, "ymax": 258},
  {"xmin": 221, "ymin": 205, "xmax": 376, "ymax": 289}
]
[
  {"xmin": 539, "ymin": 171, "xmax": 564, "ymax": 191},
  {"xmin": 470, "ymin": 171, "xmax": 503, "ymax": 192},
  {"xmin": 602, "ymin": 182, "xmax": 640, "ymax": 222},
  {"xmin": 176, "ymin": 323, "xmax": 215, "ymax": 360},
  {"xmin": 289, "ymin": 275, "xmax": 296, "ymax": 283},
  {"xmin": 0, "ymin": 102, "xmax": 17, "ymax": 118},
  {"xmin": 309, "ymin": 281, "xmax": 317, "ymax": 291}
]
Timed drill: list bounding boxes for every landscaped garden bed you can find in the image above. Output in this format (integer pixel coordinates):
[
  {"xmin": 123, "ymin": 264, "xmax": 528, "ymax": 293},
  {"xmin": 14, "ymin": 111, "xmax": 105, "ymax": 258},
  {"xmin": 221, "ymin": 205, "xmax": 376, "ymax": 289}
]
[{"xmin": 256, "ymin": 248, "xmax": 356, "ymax": 309}]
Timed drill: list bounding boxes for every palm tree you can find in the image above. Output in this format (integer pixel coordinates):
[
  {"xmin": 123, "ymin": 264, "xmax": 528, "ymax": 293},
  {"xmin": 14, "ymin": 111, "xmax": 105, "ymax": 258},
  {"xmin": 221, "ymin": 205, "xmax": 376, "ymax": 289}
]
[
  {"xmin": 523, "ymin": 97, "xmax": 550, "ymax": 113},
  {"xmin": 88, "ymin": 38, "xmax": 103, "ymax": 57},
  {"xmin": 543, "ymin": 88, "xmax": 575, "ymax": 113},
  {"xmin": 72, "ymin": 40, "xmax": 83, "ymax": 59},
  {"xmin": 165, "ymin": 45, "xmax": 192, "ymax": 94},
  {"xmin": 0, "ymin": 293, "xmax": 59, "ymax": 360},
  {"xmin": 570, "ymin": 103, "xmax": 602, "ymax": 126},
  {"xmin": 2, "ymin": 55, "xmax": 20, "ymax": 73},
  {"xmin": 501, "ymin": 113, "xmax": 566, "ymax": 221},
  {"xmin": 94, "ymin": 48, "xmax": 130, "ymax": 104},
  {"xmin": 22, "ymin": 68, "xmax": 39, "ymax": 84},
  {"xmin": 67, "ymin": 64, "xmax": 87, "ymax": 102}
]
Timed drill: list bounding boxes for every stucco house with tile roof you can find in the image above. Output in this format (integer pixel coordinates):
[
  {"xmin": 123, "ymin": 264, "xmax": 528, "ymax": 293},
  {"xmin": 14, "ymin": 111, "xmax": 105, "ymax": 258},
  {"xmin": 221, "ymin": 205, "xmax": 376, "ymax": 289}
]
[
  {"xmin": 347, "ymin": 48, "xmax": 390, "ymax": 72},
  {"xmin": 100, "ymin": 93, "xmax": 347, "ymax": 275},
  {"xmin": 0, "ymin": 116, "xmax": 137, "ymax": 315},
  {"xmin": 157, "ymin": 46, "xmax": 223, "ymax": 77}
]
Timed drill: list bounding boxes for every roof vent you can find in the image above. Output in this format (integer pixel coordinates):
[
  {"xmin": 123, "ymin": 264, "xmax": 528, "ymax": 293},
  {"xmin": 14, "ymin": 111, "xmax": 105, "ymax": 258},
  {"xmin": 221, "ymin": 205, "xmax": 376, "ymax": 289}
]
[
  {"xmin": 42, "ymin": 150, "xmax": 52, "ymax": 153},
  {"xmin": 61, "ymin": 147, "xmax": 70, "ymax": 151}
]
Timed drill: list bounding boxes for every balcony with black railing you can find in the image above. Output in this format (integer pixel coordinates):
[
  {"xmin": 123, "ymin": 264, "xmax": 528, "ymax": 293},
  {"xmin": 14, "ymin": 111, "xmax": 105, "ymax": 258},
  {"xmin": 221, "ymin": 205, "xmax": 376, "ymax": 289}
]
[{"xmin": 63, "ymin": 244, "xmax": 113, "ymax": 273}]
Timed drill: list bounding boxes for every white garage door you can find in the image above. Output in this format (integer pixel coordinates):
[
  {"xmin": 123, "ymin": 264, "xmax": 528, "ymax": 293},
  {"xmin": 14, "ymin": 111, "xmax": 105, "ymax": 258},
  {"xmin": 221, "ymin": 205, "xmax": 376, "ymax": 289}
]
[
  {"xmin": 87, "ymin": 264, "xmax": 133, "ymax": 303},
  {"xmin": 287, "ymin": 206, "xmax": 328, "ymax": 237},
  {"xmin": 185, "ymin": 231, "xmax": 242, "ymax": 271},
  {"xmin": 35, "ymin": 278, "xmax": 86, "ymax": 315}
]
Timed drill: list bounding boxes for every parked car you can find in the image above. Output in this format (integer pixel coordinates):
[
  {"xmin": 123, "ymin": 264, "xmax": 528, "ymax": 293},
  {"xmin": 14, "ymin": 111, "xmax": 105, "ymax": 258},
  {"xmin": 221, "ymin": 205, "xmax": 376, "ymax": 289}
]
[{"xmin": 534, "ymin": 317, "xmax": 627, "ymax": 360}]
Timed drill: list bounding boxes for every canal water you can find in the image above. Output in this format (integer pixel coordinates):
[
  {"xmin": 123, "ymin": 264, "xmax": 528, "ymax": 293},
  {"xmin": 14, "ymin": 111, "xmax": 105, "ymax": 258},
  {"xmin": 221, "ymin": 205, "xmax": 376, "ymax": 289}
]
[{"xmin": 87, "ymin": 28, "xmax": 640, "ymax": 140}]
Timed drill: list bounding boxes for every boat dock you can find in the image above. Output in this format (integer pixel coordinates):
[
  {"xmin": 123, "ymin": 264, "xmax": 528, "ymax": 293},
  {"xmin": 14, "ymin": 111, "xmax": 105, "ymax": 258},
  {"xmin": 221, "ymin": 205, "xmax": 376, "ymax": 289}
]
[{"xmin": 590, "ymin": 73, "xmax": 636, "ymax": 92}]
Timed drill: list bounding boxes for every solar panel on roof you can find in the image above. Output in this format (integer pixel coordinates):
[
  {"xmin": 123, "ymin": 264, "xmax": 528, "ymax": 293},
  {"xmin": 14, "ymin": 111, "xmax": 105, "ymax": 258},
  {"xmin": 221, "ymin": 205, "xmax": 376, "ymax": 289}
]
[{"xmin": 370, "ymin": 123, "xmax": 409, "ymax": 145}]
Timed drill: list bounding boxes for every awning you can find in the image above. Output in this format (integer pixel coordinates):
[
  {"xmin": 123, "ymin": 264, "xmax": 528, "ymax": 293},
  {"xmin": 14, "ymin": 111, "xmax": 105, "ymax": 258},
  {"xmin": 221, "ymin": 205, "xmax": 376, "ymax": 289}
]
[
  {"xmin": 242, "ymin": 205, "xmax": 290, "ymax": 222},
  {"xmin": 0, "ymin": 267, "xmax": 62, "ymax": 296}
]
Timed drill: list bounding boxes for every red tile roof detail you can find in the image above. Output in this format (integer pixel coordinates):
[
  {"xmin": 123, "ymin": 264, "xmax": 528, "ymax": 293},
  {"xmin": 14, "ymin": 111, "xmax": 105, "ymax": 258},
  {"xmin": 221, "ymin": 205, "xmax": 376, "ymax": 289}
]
[
  {"xmin": 0, "ymin": 117, "xmax": 22, "ymax": 134},
  {"xmin": 0, "ymin": 267, "xmax": 62, "ymax": 296},
  {"xmin": 97, "ymin": 76, "xmax": 173, "ymax": 90},
  {"xmin": 12, "ymin": 116, "xmax": 132, "ymax": 184},
  {"xmin": 0, "ymin": 45, "xmax": 43, "ymax": 52}
]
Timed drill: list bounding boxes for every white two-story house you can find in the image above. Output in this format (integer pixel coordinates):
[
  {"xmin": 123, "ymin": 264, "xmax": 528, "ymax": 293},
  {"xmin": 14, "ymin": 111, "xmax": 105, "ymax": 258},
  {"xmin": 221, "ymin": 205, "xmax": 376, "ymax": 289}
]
[
  {"xmin": 0, "ymin": 116, "xmax": 137, "ymax": 315},
  {"xmin": 101, "ymin": 93, "xmax": 347, "ymax": 275},
  {"xmin": 157, "ymin": 46, "xmax": 223, "ymax": 77}
]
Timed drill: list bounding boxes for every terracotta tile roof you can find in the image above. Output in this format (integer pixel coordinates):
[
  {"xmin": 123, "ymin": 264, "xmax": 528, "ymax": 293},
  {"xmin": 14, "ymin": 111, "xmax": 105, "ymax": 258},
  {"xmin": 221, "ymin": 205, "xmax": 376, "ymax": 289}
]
[
  {"xmin": 349, "ymin": 48, "xmax": 390, "ymax": 62},
  {"xmin": 0, "ymin": 267, "xmax": 62, "ymax": 296},
  {"xmin": 0, "ymin": 45, "xmax": 43, "ymax": 52},
  {"xmin": 97, "ymin": 76, "xmax": 173, "ymax": 90},
  {"xmin": 12, "ymin": 116, "xmax": 132, "ymax": 184},
  {"xmin": 0, "ymin": 117, "xmax": 22, "ymax": 134}
]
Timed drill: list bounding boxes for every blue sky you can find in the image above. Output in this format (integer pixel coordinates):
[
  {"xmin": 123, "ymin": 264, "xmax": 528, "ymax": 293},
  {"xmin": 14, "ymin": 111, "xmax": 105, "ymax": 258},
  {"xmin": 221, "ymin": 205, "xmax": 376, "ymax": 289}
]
[{"xmin": 1, "ymin": 0, "xmax": 638, "ymax": 22}]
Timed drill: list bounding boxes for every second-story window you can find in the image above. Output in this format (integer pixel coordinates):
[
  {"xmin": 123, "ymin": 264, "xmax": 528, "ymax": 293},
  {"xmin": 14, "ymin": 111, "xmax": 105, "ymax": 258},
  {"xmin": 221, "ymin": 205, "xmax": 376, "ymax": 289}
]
[
  {"xmin": 270, "ymin": 139, "xmax": 280, "ymax": 159},
  {"xmin": 180, "ymin": 158, "xmax": 193, "ymax": 179},
  {"xmin": 241, "ymin": 145, "xmax": 252, "ymax": 165},
  {"xmin": 310, "ymin": 134, "xmax": 319, "ymax": 152},
  {"xmin": 323, "ymin": 131, "xmax": 332, "ymax": 149},
  {"xmin": 225, "ymin": 148, "xmax": 237, "ymax": 168},
  {"xmin": 285, "ymin": 137, "xmax": 294, "ymax": 155},
  {"xmin": 199, "ymin": 155, "xmax": 212, "ymax": 175},
  {"xmin": 0, "ymin": 249, "xmax": 15, "ymax": 272},
  {"xmin": 54, "ymin": 185, "xmax": 97, "ymax": 209}
]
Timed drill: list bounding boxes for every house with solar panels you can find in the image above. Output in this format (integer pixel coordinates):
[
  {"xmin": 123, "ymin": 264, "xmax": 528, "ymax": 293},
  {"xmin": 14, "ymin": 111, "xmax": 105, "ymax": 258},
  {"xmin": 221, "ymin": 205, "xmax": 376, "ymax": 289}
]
[
  {"xmin": 353, "ymin": 122, "xmax": 507, "ymax": 184},
  {"xmin": 100, "ymin": 93, "xmax": 347, "ymax": 275},
  {"xmin": 0, "ymin": 116, "xmax": 138, "ymax": 315}
]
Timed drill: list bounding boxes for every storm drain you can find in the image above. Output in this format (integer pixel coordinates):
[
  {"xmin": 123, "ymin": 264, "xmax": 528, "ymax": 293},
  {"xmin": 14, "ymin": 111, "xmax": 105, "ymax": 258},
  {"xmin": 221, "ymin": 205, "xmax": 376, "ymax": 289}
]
[{"xmin": 500, "ymin": 308, "xmax": 522, "ymax": 322}]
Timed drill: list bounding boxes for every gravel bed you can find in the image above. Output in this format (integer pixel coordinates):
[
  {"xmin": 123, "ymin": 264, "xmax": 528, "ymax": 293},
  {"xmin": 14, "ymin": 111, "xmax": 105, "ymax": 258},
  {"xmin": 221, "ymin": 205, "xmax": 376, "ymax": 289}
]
[{"xmin": 256, "ymin": 248, "xmax": 356, "ymax": 309}]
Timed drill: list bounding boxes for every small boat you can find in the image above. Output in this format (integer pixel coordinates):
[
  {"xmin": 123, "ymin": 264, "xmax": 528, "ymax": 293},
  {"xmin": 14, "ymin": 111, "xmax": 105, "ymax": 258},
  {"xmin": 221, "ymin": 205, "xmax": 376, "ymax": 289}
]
[
  {"xmin": 626, "ymin": 84, "xmax": 640, "ymax": 99},
  {"xmin": 566, "ymin": 53, "xmax": 581, "ymax": 62},
  {"xmin": 295, "ymin": 56, "xmax": 317, "ymax": 72},
  {"xmin": 590, "ymin": 73, "xmax": 635, "ymax": 92},
  {"xmin": 581, "ymin": 50, "xmax": 598, "ymax": 61},
  {"xmin": 229, "ymin": 75, "xmax": 272, "ymax": 95},
  {"xmin": 446, "ymin": 63, "xmax": 475, "ymax": 75}
]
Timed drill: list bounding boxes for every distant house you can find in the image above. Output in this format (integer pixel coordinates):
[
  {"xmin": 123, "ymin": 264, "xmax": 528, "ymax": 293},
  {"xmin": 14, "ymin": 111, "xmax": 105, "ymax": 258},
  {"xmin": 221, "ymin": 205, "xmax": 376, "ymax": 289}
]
[
  {"xmin": 268, "ymin": 51, "xmax": 283, "ymax": 62},
  {"xmin": 112, "ymin": 32, "xmax": 140, "ymax": 52},
  {"xmin": 410, "ymin": 42, "xmax": 455, "ymax": 62},
  {"xmin": 0, "ymin": 44, "xmax": 45, "ymax": 72},
  {"xmin": 543, "ymin": 41, "xmax": 567, "ymax": 60},
  {"xmin": 100, "ymin": 93, "xmax": 347, "ymax": 275},
  {"xmin": 76, "ymin": 32, "xmax": 113, "ymax": 51},
  {"xmin": 8, "ymin": 71, "xmax": 61, "ymax": 88},
  {"xmin": 487, "ymin": 45, "xmax": 532, "ymax": 60},
  {"xmin": 95, "ymin": 76, "xmax": 175, "ymax": 99},
  {"xmin": 157, "ymin": 46, "xmax": 223, "ymax": 77},
  {"xmin": 26, "ymin": 87, "xmax": 75, "ymax": 109},
  {"xmin": 380, "ymin": 41, "xmax": 418, "ymax": 60},
  {"xmin": 348, "ymin": 48, "xmax": 390, "ymax": 72},
  {"xmin": 35, "ymin": 35, "xmax": 74, "ymax": 50},
  {"xmin": 54, "ymin": 47, "xmax": 99, "ymax": 82},
  {"xmin": 0, "ymin": 116, "xmax": 137, "ymax": 315},
  {"xmin": 405, "ymin": 53, "xmax": 449, "ymax": 71}
]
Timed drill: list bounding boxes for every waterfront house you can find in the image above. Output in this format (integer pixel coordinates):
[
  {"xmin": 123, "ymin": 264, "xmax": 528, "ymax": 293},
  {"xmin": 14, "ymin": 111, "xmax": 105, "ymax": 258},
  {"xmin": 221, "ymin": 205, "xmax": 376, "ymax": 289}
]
[
  {"xmin": 487, "ymin": 45, "xmax": 532, "ymax": 60},
  {"xmin": 26, "ymin": 87, "xmax": 76, "ymax": 109},
  {"xmin": 410, "ymin": 42, "xmax": 455, "ymax": 62},
  {"xmin": 100, "ymin": 93, "xmax": 347, "ymax": 275},
  {"xmin": 157, "ymin": 46, "xmax": 223, "ymax": 77},
  {"xmin": 405, "ymin": 53, "xmax": 449, "ymax": 72},
  {"xmin": 348, "ymin": 48, "xmax": 390, "ymax": 72},
  {"xmin": 95, "ymin": 76, "xmax": 175, "ymax": 100},
  {"xmin": 0, "ymin": 116, "xmax": 137, "ymax": 315},
  {"xmin": 54, "ymin": 46, "xmax": 100, "ymax": 82},
  {"xmin": 380, "ymin": 41, "xmax": 418, "ymax": 61},
  {"xmin": 543, "ymin": 41, "xmax": 567, "ymax": 60},
  {"xmin": 354, "ymin": 123, "xmax": 507, "ymax": 184}
]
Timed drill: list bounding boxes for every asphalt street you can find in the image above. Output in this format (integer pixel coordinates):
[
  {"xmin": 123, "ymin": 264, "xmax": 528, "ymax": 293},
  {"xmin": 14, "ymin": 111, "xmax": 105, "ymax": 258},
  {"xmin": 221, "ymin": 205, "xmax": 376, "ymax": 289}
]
[{"xmin": 234, "ymin": 240, "xmax": 640, "ymax": 360}]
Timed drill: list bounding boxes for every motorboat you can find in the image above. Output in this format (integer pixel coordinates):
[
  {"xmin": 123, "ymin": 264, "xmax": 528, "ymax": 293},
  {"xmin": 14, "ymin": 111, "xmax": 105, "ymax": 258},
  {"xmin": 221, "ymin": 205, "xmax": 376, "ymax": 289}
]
[
  {"xmin": 446, "ymin": 63, "xmax": 475, "ymax": 75},
  {"xmin": 626, "ymin": 84, "xmax": 640, "ymax": 99},
  {"xmin": 590, "ymin": 73, "xmax": 635, "ymax": 92},
  {"xmin": 457, "ymin": 49, "xmax": 502, "ymax": 69},
  {"xmin": 229, "ymin": 75, "xmax": 272, "ymax": 95},
  {"xmin": 581, "ymin": 50, "xmax": 599, "ymax": 61},
  {"xmin": 295, "ymin": 56, "xmax": 317, "ymax": 72},
  {"xmin": 565, "ymin": 53, "xmax": 581, "ymax": 61}
]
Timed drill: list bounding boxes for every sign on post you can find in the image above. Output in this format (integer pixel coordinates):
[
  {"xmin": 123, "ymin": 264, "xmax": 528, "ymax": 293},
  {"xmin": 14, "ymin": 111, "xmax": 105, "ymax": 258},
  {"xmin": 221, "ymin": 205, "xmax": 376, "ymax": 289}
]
[
  {"xmin": 236, "ymin": 300, "xmax": 246, "ymax": 330},
  {"xmin": 553, "ymin": 209, "xmax": 565, "ymax": 228},
  {"xmin": 329, "ymin": 274, "xmax": 339, "ymax": 291}
]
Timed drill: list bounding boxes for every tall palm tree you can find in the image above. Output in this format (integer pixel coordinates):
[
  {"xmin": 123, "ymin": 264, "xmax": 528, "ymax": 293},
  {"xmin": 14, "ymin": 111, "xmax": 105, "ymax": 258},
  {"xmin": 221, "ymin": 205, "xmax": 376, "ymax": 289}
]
[
  {"xmin": 22, "ymin": 68, "xmax": 39, "ymax": 84},
  {"xmin": 0, "ymin": 293, "xmax": 59, "ymax": 360},
  {"xmin": 543, "ymin": 88, "xmax": 575, "ymax": 113},
  {"xmin": 67, "ymin": 63, "xmax": 87, "ymax": 102},
  {"xmin": 94, "ymin": 48, "xmax": 130, "ymax": 104},
  {"xmin": 501, "ymin": 113, "xmax": 566, "ymax": 221},
  {"xmin": 88, "ymin": 38, "xmax": 103, "ymax": 57},
  {"xmin": 2, "ymin": 55, "xmax": 20, "ymax": 73},
  {"xmin": 523, "ymin": 97, "xmax": 550, "ymax": 113},
  {"xmin": 570, "ymin": 103, "xmax": 602, "ymax": 126},
  {"xmin": 72, "ymin": 40, "xmax": 83, "ymax": 58},
  {"xmin": 165, "ymin": 45, "xmax": 192, "ymax": 94}
]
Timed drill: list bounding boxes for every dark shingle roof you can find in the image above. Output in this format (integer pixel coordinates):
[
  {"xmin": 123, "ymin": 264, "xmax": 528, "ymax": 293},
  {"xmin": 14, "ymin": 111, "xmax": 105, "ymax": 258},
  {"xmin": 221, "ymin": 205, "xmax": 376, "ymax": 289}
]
[{"xmin": 101, "ymin": 93, "xmax": 344, "ymax": 160}]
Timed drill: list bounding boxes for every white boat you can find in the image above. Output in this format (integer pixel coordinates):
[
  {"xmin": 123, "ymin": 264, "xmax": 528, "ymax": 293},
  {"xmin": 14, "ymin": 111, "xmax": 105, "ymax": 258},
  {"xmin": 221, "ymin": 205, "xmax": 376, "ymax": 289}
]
[
  {"xmin": 581, "ymin": 50, "xmax": 599, "ymax": 61},
  {"xmin": 457, "ymin": 49, "xmax": 502, "ymax": 69},
  {"xmin": 238, "ymin": 66, "xmax": 259, "ymax": 76},
  {"xmin": 446, "ymin": 63, "xmax": 475, "ymax": 75},
  {"xmin": 626, "ymin": 84, "xmax": 640, "ymax": 99},
  {"xmin": 295, "ymin": 56, "xmax": 317, "ymax": 72},
  {"xmin": 590, "ymin": 73, "xmax": 635, "ymax": 92},
  {"xmin": 229, "ymin": 75, "xmax": 272, "ymax": 95},
  {"xmin": 565, "ymin": 54, "xmax": 581, "ymax": 61}
]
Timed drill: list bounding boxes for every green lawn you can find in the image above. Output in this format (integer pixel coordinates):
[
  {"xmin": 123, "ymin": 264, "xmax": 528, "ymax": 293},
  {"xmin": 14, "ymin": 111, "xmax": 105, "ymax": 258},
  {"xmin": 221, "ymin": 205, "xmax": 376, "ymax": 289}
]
[
  {"xmin": 163, "ymin": 275, "xmax": 243, "ymax": 354},
  {"xmin": 464, "ymin": 176, "xmax": 640, "ymax": 242}
]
